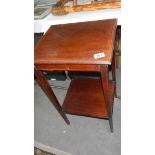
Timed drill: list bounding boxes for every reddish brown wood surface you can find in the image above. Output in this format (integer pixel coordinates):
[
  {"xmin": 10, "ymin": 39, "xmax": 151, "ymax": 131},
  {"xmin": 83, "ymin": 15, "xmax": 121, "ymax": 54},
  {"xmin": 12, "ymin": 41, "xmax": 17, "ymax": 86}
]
[
  {"xmin": 62, "ymin": 78, "xmax": 114, "ymax": 118},
  {"xmin": 34, "ymin": 19, "xmax": 117, "ymax": 65},
  {"xmin": 34, "ymin": 68, "xmax": 70, "ymax": 124},
  {"xmin": 35, "ymin": 64, "xmax": 100, "ymax": 71},
  {"xmin": 34, "ymin": 19, "xmax": 117, "ymax": 132},
  {"xmin": 100, "ymin": 65, "xmax": 114, "ymax": 132},
  {"xmin": 111, "ymin": 48, "xmax": 117, "ymax": 97}
]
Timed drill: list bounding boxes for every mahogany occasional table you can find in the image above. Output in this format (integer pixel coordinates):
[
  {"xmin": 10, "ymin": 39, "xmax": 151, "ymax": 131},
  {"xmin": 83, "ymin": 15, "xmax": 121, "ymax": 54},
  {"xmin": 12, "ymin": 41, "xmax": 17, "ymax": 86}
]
[{"xmin": 34, "ymin": 19, "xmax": 117, "ymax": 132}]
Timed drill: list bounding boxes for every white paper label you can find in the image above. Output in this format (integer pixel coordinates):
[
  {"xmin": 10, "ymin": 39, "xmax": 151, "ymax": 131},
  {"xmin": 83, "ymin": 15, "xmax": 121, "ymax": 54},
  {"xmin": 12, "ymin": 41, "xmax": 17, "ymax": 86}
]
[{"xmin": 94, "ymin": 52, "xmax": 105, "ymax": 59}]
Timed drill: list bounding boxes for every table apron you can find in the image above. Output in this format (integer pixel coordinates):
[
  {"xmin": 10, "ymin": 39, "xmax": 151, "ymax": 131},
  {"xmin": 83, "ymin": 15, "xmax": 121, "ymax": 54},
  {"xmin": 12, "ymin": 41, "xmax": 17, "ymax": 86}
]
[{"xmin": 35, "ymin": 64, "xmax": 101, "ymax": 72}]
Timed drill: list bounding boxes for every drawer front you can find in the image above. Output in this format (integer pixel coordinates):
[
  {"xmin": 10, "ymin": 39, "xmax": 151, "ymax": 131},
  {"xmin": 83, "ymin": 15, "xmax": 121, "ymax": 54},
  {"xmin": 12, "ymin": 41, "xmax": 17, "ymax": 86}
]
[{"xmin": 35, "ymin": 64, "xmax": 100, "ymax": 72}]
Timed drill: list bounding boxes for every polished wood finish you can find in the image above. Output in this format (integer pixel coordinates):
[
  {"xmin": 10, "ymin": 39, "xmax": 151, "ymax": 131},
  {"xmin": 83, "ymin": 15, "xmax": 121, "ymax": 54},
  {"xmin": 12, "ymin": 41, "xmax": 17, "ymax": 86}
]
[
  {"xmin": 34, "ymin": 19, "xmax": 117, "ymax": 65},
  {"xmin": 62, "ymin": 78, "xmax": 114, "ymax": 118},
  {"xmin": 100, "ymin": 65, "xmax": 114, "ymax": 132},
  {"xmin": 114, "ymin": 26, "xmax": 121, "ymax": 57},
  {"xmin": 35, "ymin": 64, "xmax": 100, "ymax": 72},
  {"xmin": 111, "ymin": 26, "xmax": 121, "ymax": 96},
  {"xmin": 111, "ymin": 47, "xmax": 117, "ymax": 97},
  {"xmin": 34, "ymin": 68, "xmax": 70, "ymax": 124},
  {"xmin": 63, "ymin": 78, "xmax": 108, "ymax": 117},
  {"xmin": 34, "ymin": 19, "xmax": 117, "ymax": 132},
  {"xmin": 114, "ymin": 26, "xmax": 121, "ymax": 68}
]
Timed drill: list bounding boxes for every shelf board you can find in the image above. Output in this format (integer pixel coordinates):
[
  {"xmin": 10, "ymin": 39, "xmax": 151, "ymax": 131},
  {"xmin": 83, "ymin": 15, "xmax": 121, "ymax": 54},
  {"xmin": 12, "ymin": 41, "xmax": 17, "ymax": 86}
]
[{"xmin": 62, "ymin": 78, "xmax": 114, "ymax": 118}]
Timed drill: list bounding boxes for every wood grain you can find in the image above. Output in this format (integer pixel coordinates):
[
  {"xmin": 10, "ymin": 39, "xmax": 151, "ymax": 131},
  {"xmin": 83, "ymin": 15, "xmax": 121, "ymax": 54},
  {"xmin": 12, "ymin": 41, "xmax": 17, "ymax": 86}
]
[
  {"xmin": 34, "ymin": 19, "xmax": 117, "ymax": 65},
  {"xmin": 35, "ymin": 64, "xmax": 100, "ymax": 71},
  {"xmin": 65, "ymin": 1, "xmax": 121, "ymax": 12},
  {"xmin": 51, "ymin": 0, "xmax": 121, "ymax": 15},
  {"xmin": 62, "ymin": 78, "xmax": 115, "ymax": 118},
  {"xmin": 34, "ymin": 19, "xmax": 117, "ymax": 132}
]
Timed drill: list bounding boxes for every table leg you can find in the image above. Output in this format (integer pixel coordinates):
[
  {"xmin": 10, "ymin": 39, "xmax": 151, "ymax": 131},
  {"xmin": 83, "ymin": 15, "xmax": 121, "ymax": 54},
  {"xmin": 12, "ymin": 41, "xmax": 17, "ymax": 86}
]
[
  {"xmin": 34, "ymin": 68, "xmax": 70, "ymax": 125},
  {"xmin": 109, "ymin": 117, "xmax": 113, "ymax": 132},
  {"xmin": 111, "ymin": 52, "xmax": 117, "ymax": 97},
  {"xmin": 100, "ymin": 65, "xmax": 113, "ymax": 132}
]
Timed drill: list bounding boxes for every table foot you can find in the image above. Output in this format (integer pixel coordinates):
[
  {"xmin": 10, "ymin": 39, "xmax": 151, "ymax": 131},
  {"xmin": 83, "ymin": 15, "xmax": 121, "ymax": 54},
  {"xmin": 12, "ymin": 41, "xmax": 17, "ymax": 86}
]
[
  {"xmin": 61, "ymin": 112, "xmax": 70, "ymax": 125},
  {"xmin": 109, "ymin": 117, "xmax": 113, "ymax": 133}
]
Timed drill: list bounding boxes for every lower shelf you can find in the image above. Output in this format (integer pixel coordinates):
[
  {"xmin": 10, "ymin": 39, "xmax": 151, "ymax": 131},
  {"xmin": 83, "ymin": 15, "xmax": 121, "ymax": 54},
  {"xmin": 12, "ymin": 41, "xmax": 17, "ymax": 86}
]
[{"xmin": 62, "ymin": 78, "xmax": 114, "ymax": 118}]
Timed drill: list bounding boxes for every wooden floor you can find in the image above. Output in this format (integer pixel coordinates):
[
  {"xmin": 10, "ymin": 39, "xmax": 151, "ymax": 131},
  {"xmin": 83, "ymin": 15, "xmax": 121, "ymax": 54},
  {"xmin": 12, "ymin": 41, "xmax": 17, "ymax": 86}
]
[{"xmin": 34, "ymin": 147, "xmax": 55, "ymax": 155}]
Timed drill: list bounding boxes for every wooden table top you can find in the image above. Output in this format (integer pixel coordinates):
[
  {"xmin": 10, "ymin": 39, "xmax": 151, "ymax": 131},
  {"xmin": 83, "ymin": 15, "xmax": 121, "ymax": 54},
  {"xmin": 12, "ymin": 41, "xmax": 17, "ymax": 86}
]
[{"xmin": 34, "ymin": 19, "xmax": 117, "ymax": 65}]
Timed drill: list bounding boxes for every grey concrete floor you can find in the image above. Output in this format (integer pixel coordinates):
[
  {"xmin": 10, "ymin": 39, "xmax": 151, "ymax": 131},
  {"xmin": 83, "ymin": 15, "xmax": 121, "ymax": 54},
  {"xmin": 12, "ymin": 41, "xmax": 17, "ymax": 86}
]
[{"xmin": 34, "ymin": 69, "xmax": 121, "ymax": 155}]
